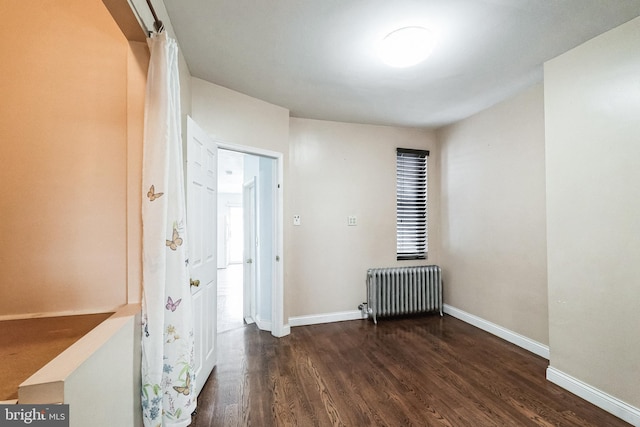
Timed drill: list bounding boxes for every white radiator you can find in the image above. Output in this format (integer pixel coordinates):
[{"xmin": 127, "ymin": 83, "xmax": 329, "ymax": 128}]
[{"xmin": 366, "ymin": 266, "xmax": 443, "ymax": 324}]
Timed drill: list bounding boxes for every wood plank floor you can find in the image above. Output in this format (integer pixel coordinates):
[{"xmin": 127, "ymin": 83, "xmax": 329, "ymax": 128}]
[{"xmin": 191, "ymin": 314, "xmax": 631, "ymax": 427}]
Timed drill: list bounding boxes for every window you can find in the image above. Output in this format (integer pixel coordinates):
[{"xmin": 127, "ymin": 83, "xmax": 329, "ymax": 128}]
[{"xmin": 396, "ymin": 148, "xmax": 429, "ymax": 260}]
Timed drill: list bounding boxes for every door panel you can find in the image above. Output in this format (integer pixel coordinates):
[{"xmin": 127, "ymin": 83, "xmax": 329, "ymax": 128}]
[
  {"xmin": 187, "ymin": 117, "xmax": 217, "ymax": 398},
  {"xmin": 243, "ymin": 178, "xmax": 257, "ymax": 324},
  {"xmin": 192, "ymin": 286, "xmax": 203, "ymax": 381}
]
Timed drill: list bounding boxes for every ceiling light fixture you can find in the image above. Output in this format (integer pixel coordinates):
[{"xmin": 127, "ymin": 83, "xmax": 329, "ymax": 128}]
[{"xmin": 378, "ymin": 26, "xmax": 435, "ymax": 68}]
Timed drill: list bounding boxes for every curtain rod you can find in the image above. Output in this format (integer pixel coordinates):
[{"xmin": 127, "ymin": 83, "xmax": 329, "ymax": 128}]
[{"xmin": 145, "ymin": 0, "xmax": 164, "ymax": 33}]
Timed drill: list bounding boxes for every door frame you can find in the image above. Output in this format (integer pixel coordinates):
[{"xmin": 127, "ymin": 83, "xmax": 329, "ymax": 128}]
[{"xmin": 217, "ymin": 141, "xmax": 287, "ymax": 338}]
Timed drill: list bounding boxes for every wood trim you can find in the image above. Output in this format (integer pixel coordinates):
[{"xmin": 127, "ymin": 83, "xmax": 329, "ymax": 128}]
[
  {"xmin": 102, "ymin": 0, "xmax": 147, "ymax": 42},
  {"xmin": 0, "ymin": 307, "xmax": 124, "ymax": 322}
]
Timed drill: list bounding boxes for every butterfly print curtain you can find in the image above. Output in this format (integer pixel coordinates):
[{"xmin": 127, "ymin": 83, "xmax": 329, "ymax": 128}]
[{"xmin": 140, "ymin": 32, "xmax": 196, "ymax": 427}]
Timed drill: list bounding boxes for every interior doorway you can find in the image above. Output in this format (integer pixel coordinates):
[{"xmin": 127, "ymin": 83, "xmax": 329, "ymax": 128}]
[
  {"xmin": 216, "ymin": 147, "xmax": 282, "ymax": 335},
  {"xmin": 217, "ymin": 149, "xmax": 245, "ymax": 333}
]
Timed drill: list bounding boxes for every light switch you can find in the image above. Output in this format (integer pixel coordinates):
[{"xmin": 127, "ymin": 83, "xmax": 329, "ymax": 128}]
[
  {"xmin": 348, "ymin": 215, "xmax": 357, "ymax": 226},
  {"xmin": 293, "ymin": 215, "xmax": 301, "ymax": 226}
]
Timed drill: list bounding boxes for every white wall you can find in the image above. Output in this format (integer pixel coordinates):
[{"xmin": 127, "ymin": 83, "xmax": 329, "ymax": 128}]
[
  {"xmin": 64, "ymin": 310, "xmax": 142, "ymax": 427},
  {"xmin": 545, "ymin": 16, "xmax": 640, "ymax": 410},
  {"xmin": 217, "ymin": 193, "xmax": 242, "ymax": 268},
  {"xmin": 438, "ymin": 84, "xmax": 549, "ymax": 346},
  {"xmin": 19, "ymin": 305, "xmax": 142, "ymax": 427},
  {"xmin": 288, "ymin": 118, "xmax": 438, "ymax": 317}
]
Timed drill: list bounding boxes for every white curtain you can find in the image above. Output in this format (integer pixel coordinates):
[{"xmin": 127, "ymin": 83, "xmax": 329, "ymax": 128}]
[{"xmin": 140, "ymin": 32, "xmax": 196, "ymax": 427}]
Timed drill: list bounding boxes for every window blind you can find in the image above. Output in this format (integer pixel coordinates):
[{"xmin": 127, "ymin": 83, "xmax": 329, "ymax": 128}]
[{"xmin": 396, "ymin": 148, "xmax": 429, "ymax": 260}]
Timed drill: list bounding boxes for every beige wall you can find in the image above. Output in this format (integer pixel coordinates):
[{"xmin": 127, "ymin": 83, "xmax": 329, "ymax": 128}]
[
  {"xmin": 438, "ymin": 84, "xmax": 548, "ymax": 345},
  {"xmin": 191, "ymin": 78, "xmax": 290, "ymax": 154},
  {"xmin": 0, "ymin": 0, "xmax": 143, "ymax": 317},
  {"xmin": 545, "ymin": 16, "xmax": 640, "ymax": 408},
  {"xmin": 190, "ymin": 77, "xmax": 291, "ymax": 318},
  {"xmin": 191, "ymin": 81, "xmax": 439, "ymax": 318},
  {"xmin": 289, "ymin": 118, "xmax": 438, "ymax": 316}
]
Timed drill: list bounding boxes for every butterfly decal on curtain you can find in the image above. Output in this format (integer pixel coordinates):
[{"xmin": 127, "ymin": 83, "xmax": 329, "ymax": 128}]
[
  {"xmin": 166, "ymin": 296, "xmax": 182, "ymax": 312},
  {"xmin": 166, "ymin": 226, "xmax": 183, "ymax": 250},
  {"xmin": 147, "ymin": 185, "xmax": 164, "ymax": 201},
  {"xmin": 173, "ymin": 374, "xmax": 191, "ymax": 396}
]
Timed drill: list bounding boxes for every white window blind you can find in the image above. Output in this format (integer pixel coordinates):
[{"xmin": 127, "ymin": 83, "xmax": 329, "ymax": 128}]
[{"xmin": 396, "ymin": 148, "xmax": 428, "ymax": 260}]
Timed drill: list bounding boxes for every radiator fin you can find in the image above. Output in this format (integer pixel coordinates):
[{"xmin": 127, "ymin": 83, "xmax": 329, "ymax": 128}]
[{"xmin": 366, "ymin": 266, "xmax": 442, "ymax": 324}]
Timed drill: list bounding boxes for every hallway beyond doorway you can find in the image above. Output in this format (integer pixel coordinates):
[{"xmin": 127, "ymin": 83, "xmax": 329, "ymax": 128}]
[{"xmin": 217, "ymin": 264, "xmax": 244, "ymax": 333}]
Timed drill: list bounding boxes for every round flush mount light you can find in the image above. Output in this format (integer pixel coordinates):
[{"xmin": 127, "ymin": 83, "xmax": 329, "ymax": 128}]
[{"xmin": 377, "ymin": 26, "xmax": 436, "ymax": 68}]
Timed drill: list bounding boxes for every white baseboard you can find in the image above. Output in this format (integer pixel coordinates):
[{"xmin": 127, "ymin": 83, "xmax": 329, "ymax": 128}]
[
  {"xmin": 279, "ymin": 324, "xmax": 291, "ymax": 337},
  {"xmin": 547, "ymin": 366, "xmax": 640, "ymax": 426},
  {"xmin": 255, "ymin": 316, "xmax": 271, "ymax": 332},
  {"xmin": 289, "ymin": 310, "xmax": 365, "ymax": 327},
  {"xmin": 443, "ymin": 304, "xmax": 550, "ymax": 359}
]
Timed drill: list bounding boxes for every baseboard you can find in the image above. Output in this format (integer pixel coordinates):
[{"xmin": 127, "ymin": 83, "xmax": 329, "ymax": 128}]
[
  {"xmin": 443, "ymin": 304, "xmax": 550, "ymax": 359},
  {"xmin": 547, "ymin": 366, "xmax": 640, "ymax": 426},
  {"xmin": 288, "ymin": 305, "xmax": 549, "ymax": 360},
  {"xmin": 289, "ymin": 310, "xmax": 366, "ymax": 327},
  {"xmin": 279, "ymin": 324, "xmax": 291, "ymax": 337},
  {"xmin": 255, "ymin": 316, "xmax": 272, "ymax": 332}
]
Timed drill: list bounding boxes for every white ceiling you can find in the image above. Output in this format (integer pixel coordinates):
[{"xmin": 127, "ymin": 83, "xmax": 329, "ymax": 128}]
[{"xmin": 162, "ymin": 0, "xmax": 640, "ymax": 128}]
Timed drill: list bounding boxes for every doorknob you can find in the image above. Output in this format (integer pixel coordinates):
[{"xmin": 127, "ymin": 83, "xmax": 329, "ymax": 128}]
[
  {"xmin": 246, "ymin": 258, "xmax": 253, "ymax": 264},
  {"xmin": 190, "ymin": 278, "xmax": 200, "ymax": 287}
]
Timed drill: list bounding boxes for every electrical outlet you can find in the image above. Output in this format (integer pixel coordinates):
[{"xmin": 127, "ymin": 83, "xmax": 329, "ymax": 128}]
[
  {"xmin": 293, "ymin": 215, "xmax": 301, "ymax": 226},
  {"xmin": 348, "ymin": 215, "xmax": 357, "ymax": 226}
]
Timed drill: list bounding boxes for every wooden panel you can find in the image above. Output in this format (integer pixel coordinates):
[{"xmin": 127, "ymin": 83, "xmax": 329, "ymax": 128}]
[{"xmin": 102, "ymin": 0, "xmax": 147, "ymax": 42}]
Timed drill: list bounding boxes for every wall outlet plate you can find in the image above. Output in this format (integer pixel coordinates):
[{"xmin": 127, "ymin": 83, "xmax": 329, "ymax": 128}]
[
  {"xmin": 348, "ymin": 215, "xmax": 357, "ymax": 226},
  {"xmin": 293, "ymin": 215, "xmax": 301, "ymax": 226}
]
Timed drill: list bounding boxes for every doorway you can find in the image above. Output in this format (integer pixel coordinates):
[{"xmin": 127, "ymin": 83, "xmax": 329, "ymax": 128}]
[
  {"xmin": 216, "ymin": 146, "xmax": 284, "ymax": 336},
  {"xmin": 217, "ymin": 149, "xmax": 245, "ymax": 333}
]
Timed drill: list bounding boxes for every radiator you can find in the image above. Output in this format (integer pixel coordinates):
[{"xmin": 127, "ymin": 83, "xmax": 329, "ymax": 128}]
[{"xmin": 366, "ymin": 266, "xmax": 443, "ymax": 324}]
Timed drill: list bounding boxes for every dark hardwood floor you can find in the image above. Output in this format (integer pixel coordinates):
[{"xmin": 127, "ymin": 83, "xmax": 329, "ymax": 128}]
[{"xmin": 191, "ymin": 312, "xmax": 631, "ymax": 426}]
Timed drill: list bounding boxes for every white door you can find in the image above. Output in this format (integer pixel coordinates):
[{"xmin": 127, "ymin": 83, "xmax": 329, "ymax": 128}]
[
  {"xmin": 186, "ymin": 117, "xmax": 217, "ymax": 397},
  {"xmin": 243, "ymin": 178, "xmax": 257, "ymax": 324}
]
